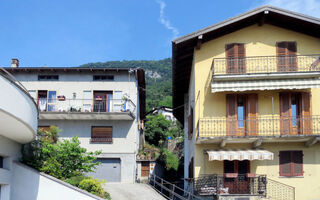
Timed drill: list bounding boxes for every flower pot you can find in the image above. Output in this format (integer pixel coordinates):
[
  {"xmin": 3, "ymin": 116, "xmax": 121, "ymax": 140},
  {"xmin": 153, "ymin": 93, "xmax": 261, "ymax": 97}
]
[
  {"xmin": 224, "ymin": 173, "xmax": 238, "ymax": 178},
  {"xmin": 57, "ymin": 96, "xmax": 65, "ymax": 101},
  {"xmin": 247, "ymin": 173, "xmax": 256, "ymax": 178}
]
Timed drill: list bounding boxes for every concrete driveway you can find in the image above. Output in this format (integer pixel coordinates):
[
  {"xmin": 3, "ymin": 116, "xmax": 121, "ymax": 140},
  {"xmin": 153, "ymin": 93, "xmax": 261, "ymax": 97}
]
[{"xmin": 103, "ymin": 183, "xmax": 166, "ymax": 200}]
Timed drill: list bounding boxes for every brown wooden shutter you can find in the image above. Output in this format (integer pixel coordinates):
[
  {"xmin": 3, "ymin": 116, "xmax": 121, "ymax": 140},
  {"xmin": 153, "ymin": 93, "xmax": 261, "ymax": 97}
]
[
  {"xmin": 226, "ymin": 44, "xmax": 246, "ymax": 74},
  {"xmin": 292, "ymin": 151, "xmax": 303, "ymax": 176},
  {"xmin": 279, "ymin": 151, "xmax": 291, "ymax": 176},
  {"xmin": 141, "ymin": 162, "xmax": 150, "ymax": 177},
  {"xmin": 301, "ymin": 92, "xmax": 312, "ymax": 135},
  {"xmin": 226, "ymin": 94, "xmax": 237, "ymax": 136},
  {"xmin": 246, "ymin": 94, "xmax": 258, "ymax": 136},
  {"xmin": 280, "ymin": 93, "xmax": 291, "ymax": 135},
  {"xmin": 188, "ymin": 107, "xmax": 194, "ymax": 140},
  {"xmin": 91, "ymin": 126, "xmax": 113, "ymax": 142},
  {"xmin": 276, "ymin": 42, "xmax": 297, "ymax": 72},
  {"xmin": 188, "ymin": 157, "xmax": 194, "ymax": 179}
]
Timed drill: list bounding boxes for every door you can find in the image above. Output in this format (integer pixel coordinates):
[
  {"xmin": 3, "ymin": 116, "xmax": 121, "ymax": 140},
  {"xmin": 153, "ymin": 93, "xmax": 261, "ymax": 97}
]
[
  {"xmin": 224, "ymin": 160, "xmax": 250, "ymax": 194},
  {"xmin": 47, "ymin": 91, "xmax": 56, "ymax": 111},
  {"xmin": 88, "ymin": 158, "xmax": 121, "ymax": 182},
  {"xmin": 93, "ymin": 91, "xmax": 112, "ymax": 112},
  {"xmin": 141, "ymin": 162, "xmax": 150, "ymax": 177},
  {"xmin": 38, "ymin": 90, "xmax": 48, "ymax": 111}
]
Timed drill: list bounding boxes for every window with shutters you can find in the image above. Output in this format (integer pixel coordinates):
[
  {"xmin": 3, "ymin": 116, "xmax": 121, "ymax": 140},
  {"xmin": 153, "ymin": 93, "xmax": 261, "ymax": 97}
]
[
  {"xmin": 225, "ymin": 43, "xmax": 246, "ymax": 74},
  {"xmin": 279, "ymin": 92, "xmax": 312, "ymax": 135},
  {"xmin": 91, "ymin": 126, "xmax": 113, "ymax": 143},
  {"xmin": 276, "ymin": 41, "xmax": 297, "ymax": 72},
  {"xmin": 188, "ymin": 157, "xmax": 194, "ymax": 179},
  {"xmin": 226, "ymin": 94, "xmax": 258, "ymax": 136},
  {"xmin": 188, "ymin": 107, "xmax": 194, "ymax": 140},
  {"xmin": 279, "ymin": 151, "xmax": 303, "ymax": 177}
]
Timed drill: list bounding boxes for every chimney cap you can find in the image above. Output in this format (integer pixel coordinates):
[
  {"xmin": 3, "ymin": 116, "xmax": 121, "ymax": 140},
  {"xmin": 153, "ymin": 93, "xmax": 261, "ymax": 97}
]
[{"xmin": 11, "ymin": 58, "xmax": 19, "ymax": 68}]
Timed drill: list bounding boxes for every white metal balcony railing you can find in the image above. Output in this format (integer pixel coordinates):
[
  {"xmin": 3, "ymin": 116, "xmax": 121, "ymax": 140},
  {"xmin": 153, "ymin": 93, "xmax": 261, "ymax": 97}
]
[
  {"xmin": 212, "ymin": 54, "xmax": 320, "ymax": 75},
  {"xmin": 35, "ymin": 98, "xmax": 136, "ymax": 113},
  {"xmin": 198, "ymin": 116, "xmax": 320, "ymax": 138}
]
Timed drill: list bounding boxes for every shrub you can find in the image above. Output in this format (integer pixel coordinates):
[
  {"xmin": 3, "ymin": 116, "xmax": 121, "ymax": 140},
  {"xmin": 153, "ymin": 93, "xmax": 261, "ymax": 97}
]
[
  {"xmin": 158, "ymin": 149, "xmax": 179, "ymax": 171},
  {"xmin": 65, "ymin": 176, "xmax": 88, "ymax": 187},
  {"xmin": 79, "ymin": 178, "xmax": 110, "ymax": 199}
]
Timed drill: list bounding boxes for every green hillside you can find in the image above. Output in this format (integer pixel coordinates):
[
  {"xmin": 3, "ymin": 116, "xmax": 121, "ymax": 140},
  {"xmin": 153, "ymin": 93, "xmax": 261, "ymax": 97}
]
[{"xmin": 80, "ymin": 58, "xmax": 172, "ymax": 112}]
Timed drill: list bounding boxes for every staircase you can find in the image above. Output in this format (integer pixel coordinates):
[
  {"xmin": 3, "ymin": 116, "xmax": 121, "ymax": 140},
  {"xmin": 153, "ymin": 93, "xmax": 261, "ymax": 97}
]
[{"xmin": 264, "ymin": 178, "xmax": 295, "ymax": 200}]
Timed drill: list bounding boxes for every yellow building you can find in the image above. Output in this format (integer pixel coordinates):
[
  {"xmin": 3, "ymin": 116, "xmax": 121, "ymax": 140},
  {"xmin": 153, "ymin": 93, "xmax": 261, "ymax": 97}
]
[{"xmin": 172, "ymin": 6, "xmax": 320, "ymax": 200}]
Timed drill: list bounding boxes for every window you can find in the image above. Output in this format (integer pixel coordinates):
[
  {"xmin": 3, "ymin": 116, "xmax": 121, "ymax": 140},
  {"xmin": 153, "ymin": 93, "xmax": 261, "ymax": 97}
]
[
  {"xmin": 276, "ymin": 41, "xmax": 297, "ymax": 72},
  {"xmin": 225, "ymin": 43, "xmax": 246, "ymax": 74},
  {"xmin": 188, "ymin": 107, "xmax": 193, "ymax": 140},
  {"xmin": 0, "ymin": 156, "xmax": 3, "ymax": 168},
  {"xmin": 91, "ymin": 126, "xmax": 112, "ymax": 143},
  {"xmin": 237, "ymin": 97, "xmax": 245, "ymax": 128},
  {"xmin": 38, "ymin": 75, "xmax": 59, "ymax": 81},
  {"xmin": 279, "ymin": 151, "xmax": 303, "ymax": 177},
  {"xmin": 93, "ymin": 75, "xmax": 114, "ymax": 81}
]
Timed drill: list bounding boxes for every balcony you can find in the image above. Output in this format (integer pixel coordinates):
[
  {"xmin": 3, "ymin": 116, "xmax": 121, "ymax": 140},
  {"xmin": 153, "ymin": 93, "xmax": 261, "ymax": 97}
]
[
  {"xmin": 36, "ymin": 98, "xmax": 136, "ymax": 120},
  {"xmin": 190, "ymin": 174, "xmax": 267, "ymax": 197},
  {"xmin": 212, "ymin": 54, "xmax": 320, "ymax": 76},
  {"xmin": 197, "ymin": 116, "xmax": 320, "ymax": 146}
]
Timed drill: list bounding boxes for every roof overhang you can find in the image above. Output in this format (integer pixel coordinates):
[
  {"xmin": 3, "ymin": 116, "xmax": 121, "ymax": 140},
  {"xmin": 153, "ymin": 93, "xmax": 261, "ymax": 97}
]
[{"xmin": 172, "ymin": 5, "xmax": 320, "ymax": 124}]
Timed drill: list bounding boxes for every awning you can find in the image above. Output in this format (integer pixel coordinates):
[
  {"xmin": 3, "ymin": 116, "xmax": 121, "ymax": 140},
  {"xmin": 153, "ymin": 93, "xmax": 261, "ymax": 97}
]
[
  {"xmin": 211, "ymin": 78, "xmax": 320, "ymax": 93},
  {"xmin": 206, "ymin": 149, "xmax": 274, "ymax": 161}
]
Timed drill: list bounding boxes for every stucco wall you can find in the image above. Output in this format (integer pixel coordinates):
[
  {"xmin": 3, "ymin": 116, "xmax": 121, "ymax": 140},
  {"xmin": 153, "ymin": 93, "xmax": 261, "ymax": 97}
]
[{"xmin": 11, "ymin": 162, "xmax": 104, "ymax": 200}]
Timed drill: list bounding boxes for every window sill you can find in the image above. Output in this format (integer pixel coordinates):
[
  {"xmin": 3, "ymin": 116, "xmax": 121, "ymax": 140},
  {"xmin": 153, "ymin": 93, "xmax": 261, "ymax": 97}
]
[
  {"xmin": 90, "ymin": 138, "xmax": 113, "ymax": 144},
  {"xmin": 279, "ymin": 176, "xmax": 304, "ymax": 178}
]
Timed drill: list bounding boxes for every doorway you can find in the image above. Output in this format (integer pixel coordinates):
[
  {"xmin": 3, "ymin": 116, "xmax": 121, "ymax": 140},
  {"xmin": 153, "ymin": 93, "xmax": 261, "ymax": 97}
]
[
  {"xmin": 93, "ymin": 91, "xmax": 113, "ymax": 112},
  {"xmin": 224, "ymin": 160, "xmax": 250, "ymax": 194}
]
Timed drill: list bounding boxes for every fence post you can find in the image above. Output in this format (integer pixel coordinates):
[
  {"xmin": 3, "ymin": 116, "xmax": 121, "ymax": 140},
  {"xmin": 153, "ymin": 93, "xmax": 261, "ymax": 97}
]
[
  {"xmin": 153, "ymin": 175, "xmax": 156, "ymax": 187},
  {"xmin": 171, "ymin": 184, "xmax": 175, "ymax": 200},
  {"xmin": 161, "ymin": 179, "xmax": 163, "ymax": 193}
]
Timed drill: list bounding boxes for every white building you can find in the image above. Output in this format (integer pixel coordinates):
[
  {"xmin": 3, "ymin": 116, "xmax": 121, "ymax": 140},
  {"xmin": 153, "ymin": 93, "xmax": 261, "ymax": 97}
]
[
  {"xmin": 146, "ymin": 106, "xmax": 176, "ymax": 122},
  {"xmin": 6, "ymin": 62, "xmax": 146, "ymax": 183},
  {"xmin": 0, "ymin": 68, "xmax": 38, "ymax": 199}
]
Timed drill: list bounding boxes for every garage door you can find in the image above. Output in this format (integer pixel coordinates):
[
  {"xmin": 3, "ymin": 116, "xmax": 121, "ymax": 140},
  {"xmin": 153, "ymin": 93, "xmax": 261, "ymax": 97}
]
[{"xmin": 89, "ymin": 158, "xmax": 121, "ymax": 182}]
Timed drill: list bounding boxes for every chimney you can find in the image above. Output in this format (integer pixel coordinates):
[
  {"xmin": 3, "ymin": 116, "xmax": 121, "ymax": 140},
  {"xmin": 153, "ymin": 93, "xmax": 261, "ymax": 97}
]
[{"xmin": 11, "ymin": 58, "xmax": 19, "ymax": 68}]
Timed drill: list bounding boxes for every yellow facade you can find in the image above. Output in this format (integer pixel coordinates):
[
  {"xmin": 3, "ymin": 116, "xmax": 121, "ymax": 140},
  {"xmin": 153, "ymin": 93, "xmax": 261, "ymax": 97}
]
[{"xmin": 192, "ymin": 24, "xmax": 320, "ymax": 200}]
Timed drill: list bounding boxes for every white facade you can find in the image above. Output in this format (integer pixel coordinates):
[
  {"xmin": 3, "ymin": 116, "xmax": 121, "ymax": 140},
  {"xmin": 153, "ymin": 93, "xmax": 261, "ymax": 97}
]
[
  {"xmin": 8, "ymin": 68, "xmax": 145, "ymax": 183},
  {"xmin": 0, "ymin": 72, "xmax": 38, "ymax": 200}
]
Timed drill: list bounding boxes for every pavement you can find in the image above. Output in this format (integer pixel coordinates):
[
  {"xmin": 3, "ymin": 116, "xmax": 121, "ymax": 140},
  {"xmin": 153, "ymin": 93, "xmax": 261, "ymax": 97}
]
[{"xmin": 103, "ymin": 183, "xmax": 166, "ymax": 200}]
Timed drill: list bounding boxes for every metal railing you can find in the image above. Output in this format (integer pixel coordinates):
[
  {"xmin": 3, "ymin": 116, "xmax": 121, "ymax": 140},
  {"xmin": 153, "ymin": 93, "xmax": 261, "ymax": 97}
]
[
  {"xmin": 266, "ymin": 178, "xmax": 295, "ymax": 200},
  {"xmin": 188, "ymin": 174, "xmax": 267, "ymax": 196},
  {"xmin": 198, "ymin": 116, "xmax": 320, "ymax": 138},
  {"xmin": 211, "ymin": 54, "xmax": 320, "ymax": 75},
  {"xmin": 35, "ymin": 98, "xmax": 136, "ymax": 113},
  {"xmin": 148, "ymin": 174, "xmax": 202, "ymax": 200}
]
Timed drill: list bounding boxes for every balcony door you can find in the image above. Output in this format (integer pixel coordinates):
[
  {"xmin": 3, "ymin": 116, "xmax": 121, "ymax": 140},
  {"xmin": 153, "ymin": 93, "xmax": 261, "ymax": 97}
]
[
  {"xmin": 225, "ymin": 43, "xmax": 246, "ymax": 74},
  {"xmin": 224, "ymin": 160, "xmax": 250, "ymax": 194},
  {"xmin": 93, "ymin": 91, "xmax": 113, "ymax": 112},
  {"xmin": 276, "ymin": 42, "xmax": 297, "ymax": 72},
  {"xmin": 280, "ymin": 92, "xmax": 312, "ymax": 135},
  {"xmin": 226, "ymin": 94, "xmax": 258, "ymax": 136}
]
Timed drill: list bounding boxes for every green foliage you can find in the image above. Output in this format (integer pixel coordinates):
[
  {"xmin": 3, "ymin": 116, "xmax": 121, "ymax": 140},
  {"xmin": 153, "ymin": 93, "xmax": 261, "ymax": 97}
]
[
  {"xmin": 158, "ymin": 149, "xmax": 179, "ymax": 171},
  {"xmin": 65, "ymin": 175, "xmax": 88, "ymax": 187},
  {"xmin": 38, "ymin": 126, "xmax": 60, "ymax": 143},
  {"xmin": 21, "ymin": 126, "xmax": 101, "ymax": 180},
  {"xmin": 144, "ymin": 115, "xmax": 172, "ymax": 146},
  {"xmin": 137, "ymin": 143, "xmax": 160, "ymax": 160},
  {"xmin": 79, "ymin": 58, "xmax": 172, "ymax": 112},
  {"xmin": 79, "ymin": 178, "xmax": 110, "ymax": 199}
]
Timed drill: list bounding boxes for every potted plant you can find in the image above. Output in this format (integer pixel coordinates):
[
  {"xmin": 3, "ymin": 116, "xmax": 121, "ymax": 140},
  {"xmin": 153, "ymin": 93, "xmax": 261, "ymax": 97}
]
[
  {"xmin": 95, "ymin": 96, "xmax": 102, "ymax": 101},
  {"xmin": 224, "ymin": 173, "xmax": 238, "ymax": 178},
  {"xmin": 57, "ymin": 95, "xmax": 66, "ymax": 101}
]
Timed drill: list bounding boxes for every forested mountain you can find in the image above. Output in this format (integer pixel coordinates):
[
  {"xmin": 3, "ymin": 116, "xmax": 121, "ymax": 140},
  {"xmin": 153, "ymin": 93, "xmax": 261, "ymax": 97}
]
[{"xmin": 80, "ymin": 58, "xmax": 172, "ymax": 112}]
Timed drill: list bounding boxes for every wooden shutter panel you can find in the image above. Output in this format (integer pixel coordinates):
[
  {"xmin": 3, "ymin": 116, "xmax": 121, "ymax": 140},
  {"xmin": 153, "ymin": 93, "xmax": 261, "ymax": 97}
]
[
  {"xmin": 292, "ymin": 151, "xmax": 303, "ymax": 176},
  {"xmin": 188, "ymin": 107, "xmax": 194, "ymax": 140},
  {"xmin": 301, "ymin": 92, "xmax": 312, "ymax": 135},
  {"xmin": 226, "ymin": 44, "xmax": 236, "ymax": 74},
  {"xmin": 91, "ymin": 127, "xmax": 112, "ymax": 142},
  {"xmin": 237, "ymin": 44, "xmax": 246, "ymax": 73},
  {"xmin": 279, "ymin": 151, "xmax": 291, "ymax": 176},
  {"xmin": 141, "ymin": 162, "xmax": 150, "ymax": 177},
  {"xmin": 287, "ymin": 42, "xmax": 297, "ymax": 71},
  {"xmin": 277, "ymin": 42, "xmax": 297, "ymax": 72},
  {"xmin": 277, "ymin": 42, "xmax": 287, "ymax": 72},
  {"xmin": 226, "ymin": 94, "xmax": 237, "ymax": 136},
  {"xmin": 246, "ymin": 94, "xmax": 258, "ymax": 136},
  {"xmin": 280, "ymin": 93, "xmax": 290, "ymax": 135}
]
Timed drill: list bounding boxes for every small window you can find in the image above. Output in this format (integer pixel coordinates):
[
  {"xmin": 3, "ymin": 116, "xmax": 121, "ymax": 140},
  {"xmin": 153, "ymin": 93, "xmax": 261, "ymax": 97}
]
[
  {"xmin": 38, "ymin": 75, "xmax": 59, "ymax": 81},
  {"xmin": 91, "ymin": 126, "xmax": 113, "ymax": 143},
  {"xmin": 0, "ymin": 156, "xmax": 3, "ymax": 168},
  {"xmin": 279, "ymin": 151, "xmax": 303, "ymax": 177},
  {"xmin": 93, "ymin": 75, "xmax": 114, "ymax": 81}
]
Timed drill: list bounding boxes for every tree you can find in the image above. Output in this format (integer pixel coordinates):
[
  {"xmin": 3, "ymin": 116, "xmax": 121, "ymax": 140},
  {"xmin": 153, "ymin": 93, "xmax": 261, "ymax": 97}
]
[
  {"xmin": 21, "ymin": 126, "xmax": 101, "ymax": 180},
  {"xmin": 144, "ymin": 115, "xmax": 172, "ymax": 146}
]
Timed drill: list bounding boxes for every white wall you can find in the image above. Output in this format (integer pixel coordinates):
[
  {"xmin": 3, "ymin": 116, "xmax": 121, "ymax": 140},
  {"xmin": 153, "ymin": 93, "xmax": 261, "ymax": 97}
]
[{"xmin": 11, "ymin": 162, "xmax": 104, "ymax": 200}]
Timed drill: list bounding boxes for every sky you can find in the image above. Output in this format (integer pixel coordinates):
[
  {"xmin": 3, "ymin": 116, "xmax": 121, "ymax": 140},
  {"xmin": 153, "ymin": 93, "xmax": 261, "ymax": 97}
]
[{"xmin": 0, "ymin": 0, "xmax": 319, "ymax": 67}]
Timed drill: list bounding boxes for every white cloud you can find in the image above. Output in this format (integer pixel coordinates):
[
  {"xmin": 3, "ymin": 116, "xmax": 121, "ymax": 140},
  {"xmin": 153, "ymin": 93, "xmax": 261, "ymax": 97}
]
[
  {"xmin": 260, "ymin": 0, "xmax": 320, "ymax": 18},
  {"xmin": 156, "ymin": 0, "xmax": 179, "ymax": 39}
]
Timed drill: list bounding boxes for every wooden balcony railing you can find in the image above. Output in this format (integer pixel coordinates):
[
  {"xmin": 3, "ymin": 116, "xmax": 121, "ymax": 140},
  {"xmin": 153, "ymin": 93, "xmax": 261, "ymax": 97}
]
[
  {"xmin": 211, "ymin": 54, "xmax": 320, "ymax": 75},
  {"xmin": 198, "ymin": 116, "xmax": 320, "ymax": 138}
]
